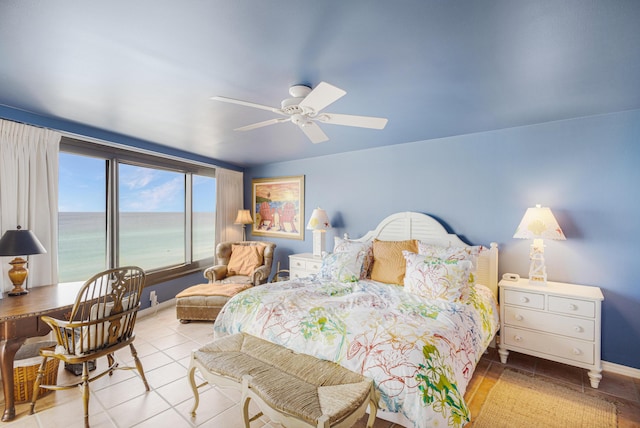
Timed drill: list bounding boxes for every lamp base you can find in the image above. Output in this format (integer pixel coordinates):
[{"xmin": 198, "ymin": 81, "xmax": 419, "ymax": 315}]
[
  {"xmin": 312, "ymin": 229, "xmax": 326, "ymax": 257},
  {"xmin": 528, "ymin": 241, "xmax": 547, "ymax": 285},
  {"xmin": 8, "ymin": 287, "xmax": 29, "ymax": 296},
  {"xmin": 6, "ymin": 257, "xmax": 29, "ymax": 296}
]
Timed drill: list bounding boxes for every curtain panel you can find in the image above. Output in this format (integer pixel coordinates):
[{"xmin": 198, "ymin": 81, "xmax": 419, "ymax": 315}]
[
  {"xmin": 214, "ymin": 168, "xmax": 244, "ymax": 256},
  {"xmin": 0, "ymin": 119, "xmax": 61, "ymax": 294}
]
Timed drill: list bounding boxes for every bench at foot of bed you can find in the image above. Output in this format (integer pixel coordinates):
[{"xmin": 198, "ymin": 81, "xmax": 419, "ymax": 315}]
[{"xmin": 188, "ymin": 333, "xmax": 377, "ymax": 428}]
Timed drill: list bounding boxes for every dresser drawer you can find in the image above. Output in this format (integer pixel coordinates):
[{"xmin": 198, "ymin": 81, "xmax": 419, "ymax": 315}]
[
  {"xmin": 290, "ymin": 267, "xmax": 308, "ymax": 279},
  {"xmin": 504, "ymin": 306, "xmax": 595, "ymax": 341},
  {"xmin": 503, "ymin": 326, "xmax": 595, "ymax": 365},
  {"xmin": 548, "ymin": 296, "xmax": 595, "ymax": 318},
  {"xmin": 504, "ymin": 289, "xmax": 544, "ymax": 309},
  {"xmin": 290, "ymin": 258, "xmax": 322, "ymax": 272}
]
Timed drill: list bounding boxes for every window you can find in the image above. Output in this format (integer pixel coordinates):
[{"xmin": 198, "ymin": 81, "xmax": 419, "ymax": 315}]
[
  {"xmin": 192, "ymin": 175, "xmax": 216, "ymax": 261},
  {"xmin": 118, "ymin": 164, "xmax": 186, "ymax": 270},
  {"xmin": 58, "ymin": 138, "xmax": 216, "ymax": 285},
  {"xmin": 58, "ymin": 153, "xmax": 108, "ymax": 282}
]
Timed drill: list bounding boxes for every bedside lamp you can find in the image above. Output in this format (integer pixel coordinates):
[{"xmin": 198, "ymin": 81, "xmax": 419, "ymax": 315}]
[
  {"xmin": 0, "ymin": 226, "xmax": 47, "ymax": 296},
  {"xmin": 306, "ymin": 208, "xmax": 331, "ymax": 257},
  {"xmin": 513, "ymin": 205, "xmax": 565, "ymax": 285},
  {"xmin": 234, "ymin": 209, "xmax": 253, "ymax": 241}
]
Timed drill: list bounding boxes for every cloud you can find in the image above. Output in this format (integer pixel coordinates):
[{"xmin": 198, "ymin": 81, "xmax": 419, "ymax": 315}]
[
  {"xmin": 121, "ymin": 167, "xmax": 156, "ymax": 190},
  {"xmin": 122, "ymin": 176, "xmax": 184, "ymax": 212}
]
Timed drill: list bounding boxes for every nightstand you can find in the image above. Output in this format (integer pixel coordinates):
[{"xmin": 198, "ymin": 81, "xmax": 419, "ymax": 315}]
[
  {"xmin": 289, "ymin": 253, "xmax": 322, "ymax": 279},
  {"xmin": 498, "ymin": 278, "xmax": 604, "ymax": 388}
]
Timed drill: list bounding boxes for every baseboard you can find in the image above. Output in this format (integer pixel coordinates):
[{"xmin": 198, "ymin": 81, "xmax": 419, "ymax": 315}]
[
  {"xmin": 602, "ymin": 360, "xmax": 640, "ymax": 379},
  {"xmin": 138, "ymin": 298, "xmax": 176, "ymax": 318}
]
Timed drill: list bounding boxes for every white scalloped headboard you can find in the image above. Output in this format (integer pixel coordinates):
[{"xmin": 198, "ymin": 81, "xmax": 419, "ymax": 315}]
[{"xmin": 352, "ymin": 212, "xmax": 499, "ymax": 297}]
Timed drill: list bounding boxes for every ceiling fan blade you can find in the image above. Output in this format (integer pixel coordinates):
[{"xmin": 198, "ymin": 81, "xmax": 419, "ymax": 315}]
[
  {"xmin": 299, "ymin": 82, "xmax": 346, "ymax": 113},
  {"xmin": 211, "ymin": 96, "xmax": 286, "ymax": 115},
  {"xmin": 235, "ymin": 117, "xmax": 290, "ymax": 131},
  {"xmin": 299, "ymin": 121, "xmax": 329, "ymax": 144},
  {"xmin": 316, "ymin": 113, "xmax": 388, "ymax": 129}
]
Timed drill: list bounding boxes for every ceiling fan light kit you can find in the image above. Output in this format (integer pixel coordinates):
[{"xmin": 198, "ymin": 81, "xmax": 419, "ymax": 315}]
[{"xmin": 212, "ymin": 81, "xmax": 388, "ymax": 144}]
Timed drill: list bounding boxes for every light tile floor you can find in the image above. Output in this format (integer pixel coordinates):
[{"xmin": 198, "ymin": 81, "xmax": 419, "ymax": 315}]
[{"xmin": 1, "ymin": 305, "xmax": 638, "ymax": 427}]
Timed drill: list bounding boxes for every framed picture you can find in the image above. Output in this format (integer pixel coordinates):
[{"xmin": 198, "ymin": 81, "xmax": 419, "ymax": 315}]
[{"xmin": 251, "ymin": 175, "xmax": 305, "ymax": 240}]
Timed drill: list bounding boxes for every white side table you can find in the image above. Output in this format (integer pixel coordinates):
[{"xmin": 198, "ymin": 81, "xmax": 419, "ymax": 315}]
[
  {"xmin": 498, "ymin": 278, "xmax": 604, "ymax": 388},
  {"xmin": 289, "ymin": 253, "xmax": 322, "ymax": 279}
]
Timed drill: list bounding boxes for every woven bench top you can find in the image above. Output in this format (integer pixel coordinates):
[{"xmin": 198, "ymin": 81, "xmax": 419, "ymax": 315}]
[{"xmin": 193, "ymin": 333, "xmax": 372, "ymax": 425}]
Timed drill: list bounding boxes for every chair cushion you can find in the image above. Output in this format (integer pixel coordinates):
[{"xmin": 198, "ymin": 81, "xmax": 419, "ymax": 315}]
[
  {"xmin": 75, "ymin": 296, "xmax": 133, "ymax": 355},
  {"xmin": 227, "ymin": 244, "xmax": 265, "ymax": 276},
  {"xmin": 176, "ymin": 283, "xmax": 252, "ymax": 298}
]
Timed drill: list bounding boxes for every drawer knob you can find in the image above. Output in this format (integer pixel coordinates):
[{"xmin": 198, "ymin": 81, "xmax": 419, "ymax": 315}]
[
  {"xmin": 573, "ymin": 348, "xmax": 582, "ymax": 355},
  {"xmin": 519, "ymin": 297, "xmax": 529, "ymax": 303},
  {"xmin": 574, "ymin": 326, "xmax": 583, "ymax": 333},
  {"xmin": 514, "ymin": 335, "xmax": 522, "ymax": 342},
  {"xmin": 568, "ymin": 303, "xmax": 578, "ymax": 311},
  {"xmin": 515, "ymin": 315, "xmax": 524, "ymax": 321}
]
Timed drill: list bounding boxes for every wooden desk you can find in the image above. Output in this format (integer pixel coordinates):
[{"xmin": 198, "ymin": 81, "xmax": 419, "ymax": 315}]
[{"xmin": 0, "ymin": 283, "xmax": 82, "ymax": 422}]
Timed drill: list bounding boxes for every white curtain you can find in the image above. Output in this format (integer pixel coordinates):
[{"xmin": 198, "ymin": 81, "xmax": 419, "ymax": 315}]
[
  {"xmin": 215, "ymin": 168, "xmax": 244, "ymax": 249},
  {"xmin": 0, "ymin": 119, "xmax": 61, "ymax": 293}
]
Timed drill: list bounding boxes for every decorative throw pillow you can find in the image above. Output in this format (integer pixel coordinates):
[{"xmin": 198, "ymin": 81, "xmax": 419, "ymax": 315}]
[
  {"xmin": 319, "ymin": 251, "xmax": 364, "ymax": 283},
  {"xmin": 227, "ymin": 244, "xmax": 265, "ymax": 276},
  {"xmin": 403, "ymin": 251, "xmax": 473, "ymax": 302},
  {"xmin": 417, "ymin": 242, "xmax": 485, "ymax": 287},
  {"xmin": 370, "ymin": 239, "xmax": 418, "ymax": 285},
  {"xmin": 333, "ymin": 237, "xmax": 373, "ymax": 279}
]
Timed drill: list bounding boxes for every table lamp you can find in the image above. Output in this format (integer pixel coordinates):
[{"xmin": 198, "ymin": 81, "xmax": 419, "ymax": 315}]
[
  {"xmin": 0, "ymin": 226, "xmax": 47, "ymax": 296},
  {"xmin": 234, "ymin": 209, "xmax": 253, "ymax": 241},
  {"xmin": 306, "ymin": 208, "xmax": 331, "ymax": 257},
  {"xmin": 513, "ymin": 205, "xmax": 565, "ymax": 285}
]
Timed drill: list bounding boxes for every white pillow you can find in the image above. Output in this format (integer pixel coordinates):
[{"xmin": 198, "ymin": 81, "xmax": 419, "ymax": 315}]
[
  {"xmin": 403, "ymin": 251, "xmax": 473, "ymax": 302},
  {"xmin": 417, "ymin": 242, "xmax": 485, "ymax": 287},
  {"xmin": 319, "ymin": 252, "xmax": 364, "ymax": 283},
  {"xmin": 75, "ymin": 295, "xmax": 133, "ymax": 355},
  {"xmin": 333, "ymin": 237, "xmax": 373, "ymax": 279}
]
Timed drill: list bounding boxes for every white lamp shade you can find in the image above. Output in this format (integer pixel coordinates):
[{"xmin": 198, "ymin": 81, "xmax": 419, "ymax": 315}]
[
  {"xmin": 234, "ymin": 209, "xmax": 253, "ymax": 225},
  {"xmin": 306, "ymin": 208, "xmax": 331, "ymax": 230},
  {"xmin": 513, "ymin": 205, "xmax": 565, "ymax": 241}
]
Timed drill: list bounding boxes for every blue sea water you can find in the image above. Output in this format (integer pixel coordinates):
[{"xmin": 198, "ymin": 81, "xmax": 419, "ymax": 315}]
[{"xmin": 59, "ymin": 212, "xmax": 214, "ymax": 282}]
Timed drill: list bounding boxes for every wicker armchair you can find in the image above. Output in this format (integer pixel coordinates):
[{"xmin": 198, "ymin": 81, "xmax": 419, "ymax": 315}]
[
  {"xmin": 203, "ymin": 241, "xmax": 276, "ymax": 285},
  {"xmin": 30, "ymin": 267, "xmax": 150, "ymax": 428}
]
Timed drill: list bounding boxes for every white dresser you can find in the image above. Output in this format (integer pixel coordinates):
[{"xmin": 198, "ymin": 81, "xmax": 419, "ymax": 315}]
[
  {"xmin": 289, "ymin": 253, "xmax": 322, "ymax": 279},
  {"xmin": 498, "ymin": 278, "xmax": 604, "ymax": 388}
]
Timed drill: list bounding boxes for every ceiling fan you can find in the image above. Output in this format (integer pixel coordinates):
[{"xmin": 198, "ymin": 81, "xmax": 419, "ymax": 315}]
[{"xmin": 212, "ymin": 82, "xmax": 388, "ymax": 144}]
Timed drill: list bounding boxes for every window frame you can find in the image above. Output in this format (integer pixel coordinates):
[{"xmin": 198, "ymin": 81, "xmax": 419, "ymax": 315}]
[{"xmin": 60, "ymin": 137, "xmax": 215, "ymax": 287}]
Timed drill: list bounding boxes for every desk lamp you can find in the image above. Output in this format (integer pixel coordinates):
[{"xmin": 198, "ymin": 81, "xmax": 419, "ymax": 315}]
[
  {"xmin": 306, "ymin": 208, "xmax": 331, "ymax": 257},
  {"xmin": 513, "ymin": 205, "xmax": 565, "ymax": 285},
  {"xmin": 0, "ymin": 226, "xmax": 47, "ymax": 296},
  {"xmin": 234, "ymin": 209, "xmax": 253, "ymax": 241}
]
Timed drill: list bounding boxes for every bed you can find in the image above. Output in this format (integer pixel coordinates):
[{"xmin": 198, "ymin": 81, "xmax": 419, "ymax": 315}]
[{"xmin": 213, "ymin": 211, "xmax": 499, "ymax": 428}]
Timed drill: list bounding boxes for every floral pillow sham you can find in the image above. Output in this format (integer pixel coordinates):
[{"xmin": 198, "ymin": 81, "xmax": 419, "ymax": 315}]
[
  {"xmin": 403, "ymin": 251, "xmax": 473, "ymax": 302},
  {"xmin": 319, "ymin": 251, "xmax": 364, "ymax": 283},
  {"xmin": 333, "ymin": 237, "xmax": 373, "ymax": 279}
]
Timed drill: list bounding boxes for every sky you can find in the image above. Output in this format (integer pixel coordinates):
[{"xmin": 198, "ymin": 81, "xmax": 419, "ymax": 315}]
[{"xmin": 58, "ymin": 152, "xmax": 216, "ymax": 212}]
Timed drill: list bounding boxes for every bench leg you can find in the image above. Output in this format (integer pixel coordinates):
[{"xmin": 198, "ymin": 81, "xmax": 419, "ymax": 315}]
[
  {"xmin": 188, "ymin": 365, "xmax": 200, "ymax": 416},
  {"xmin": 366, "ymin": 397, "xmax": 377, "ymax": 428},
  {"xmin": 241, "ymin": 376, "xmax": 252, "ymax": 428}
]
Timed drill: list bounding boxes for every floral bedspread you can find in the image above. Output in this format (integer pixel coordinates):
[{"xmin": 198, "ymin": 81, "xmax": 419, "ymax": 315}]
[{"xmin": 213, "ymin": 277, "xmax": 499, "ymax": 428}]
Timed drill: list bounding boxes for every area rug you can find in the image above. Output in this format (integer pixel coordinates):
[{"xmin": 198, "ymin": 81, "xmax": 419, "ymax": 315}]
[{"xmin": 472, "ymin": 369, "xmax": 617, "ymax": 428}]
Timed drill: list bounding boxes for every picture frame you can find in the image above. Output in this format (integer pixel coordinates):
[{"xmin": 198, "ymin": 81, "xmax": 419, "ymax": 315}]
[{"xmin": 251, "ymin": 175, "xmax": 305, "ymax": 240}]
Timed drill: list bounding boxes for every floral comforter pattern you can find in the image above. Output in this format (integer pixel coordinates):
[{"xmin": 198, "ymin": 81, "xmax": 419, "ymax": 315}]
[{"xmin": 213, "ymin": 278, "xmax": 499, "ymax": 428}]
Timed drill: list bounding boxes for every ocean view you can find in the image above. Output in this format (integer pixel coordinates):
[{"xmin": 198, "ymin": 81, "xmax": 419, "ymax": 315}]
[{"xmin": 59, "ymin": 212, "xmax": 215, "ymax": 283}]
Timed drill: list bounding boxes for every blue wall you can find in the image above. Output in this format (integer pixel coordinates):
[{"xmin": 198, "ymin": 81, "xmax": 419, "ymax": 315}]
[{"xmin": 246, "ymin": 109, "xmax": 640, "ymax": 369}]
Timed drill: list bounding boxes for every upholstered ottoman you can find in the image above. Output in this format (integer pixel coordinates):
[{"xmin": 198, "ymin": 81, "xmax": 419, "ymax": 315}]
[{"xmin": 175, "ymin": 283, "xmax": 251, "ymax": 323}]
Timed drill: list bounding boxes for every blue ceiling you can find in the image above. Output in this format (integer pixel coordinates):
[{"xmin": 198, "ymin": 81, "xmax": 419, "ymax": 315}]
[{"xmin": 1, "ymin": 1, "xmax": 639, "ymax": 167}]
